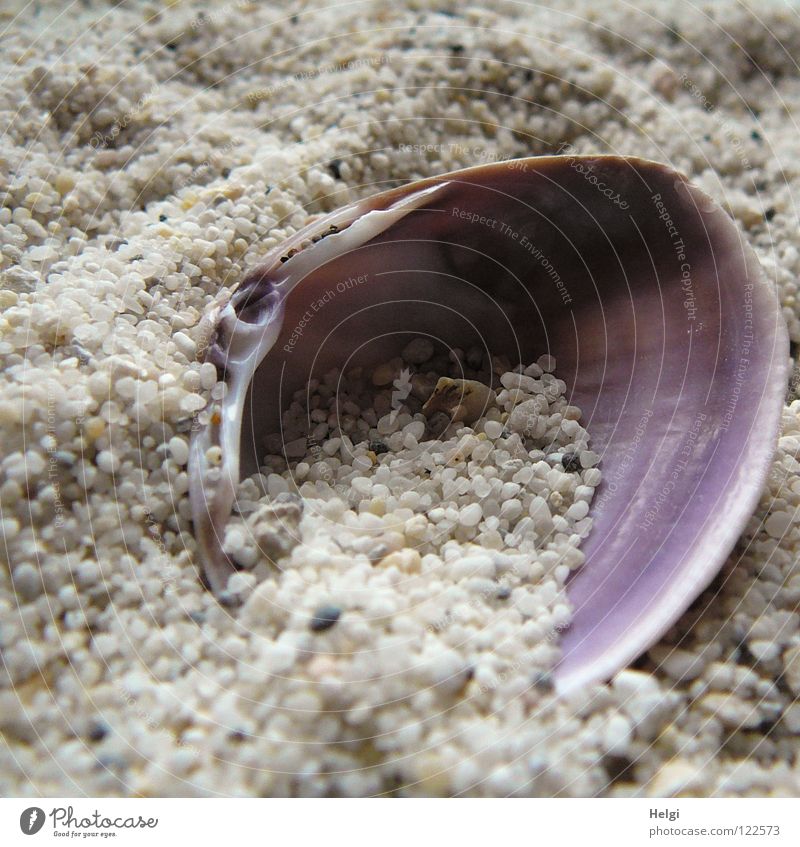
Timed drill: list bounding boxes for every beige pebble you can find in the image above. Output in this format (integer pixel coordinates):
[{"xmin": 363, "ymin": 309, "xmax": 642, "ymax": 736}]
[
  {"xmin": 782, "ymin": 645, "xmax": 800, "ymax": 695},
  {"xmin": 422, "ymin": 377, "xmax": 496, "ymax": 425}
]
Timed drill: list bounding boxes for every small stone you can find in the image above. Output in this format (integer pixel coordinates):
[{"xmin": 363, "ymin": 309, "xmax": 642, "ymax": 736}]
[
  {"xmin": 699, "ymin": 692, "xmax": 759, "ymax": 728},
  {"xmin": 23, "ymin": 450, "xmax": 46, "ymax": 477},
  {"xmin": 169, "ymin": 436, "xmax": 189, "ymax": 465},
  {"xmin": 647, "ymin": 762, "xmax": 702, "ymax": 797},
  {"xmin": 259, "ymin": 640, "xmax": 297, "ymax": 673},
  {"xmin": 423, "ymin": 377, "xmax": 496, "ymax": 426},
  {"xmin": 199, "ymin": 362, "xmax": 218, "ymax": 390},
  {"xmin": 613, "ymin": 670, "xmax": 665, "ymax": 733},
  {"xmin": 507, "ymin": 399, "xmax": 545, "ymax": 436},
  {"xmin": 377, "ymin": 414, "xmax": 399, "ymax": 436},
  {"xmin": 173, "ymin": 332, "xmax": 197, "ymax": 359},
  {"xmin": 459, "ymin": 503, "xmax": 483, "ymax": 527},
  {"xmin": 602, "ymin": 713, "xmax": 632, "ymax": 756},
  {"xmin": 310, "ymin": 605, "xmax": 342, "ymax": 632},
  {"xmin": 500, "ymin": 500, "xmax": 523, "ymax": 521},
  {"xmin": 403, "ymin": 420, "xmax": 426, "ymax": 441},
  {"xmin": 765, "ymin": 511, "xmax": 793, "ymax": 538},
  {"xmin": 87, "ymin": 721, "xmax": 109, "ymax": 742},
  {"xmin": 401, "ymin": 337, "xmax": 434, "ymax": 364},
  {"xmin": 12, "ymin": 562, "xmax": 42, "ymax": 601},
  {"xmin": 322, "ymin": 438, "xmax": 341, "ymax": 456},
  {"xmin": 566, "ymin": 500, "xmax": 589, "ymax": 521},
  {"xmin": 284, "ymin": 437, "xmax": 307, "ymax": 458},
  {"xmin": 372, "ymin": 358, "xmax": 402, "ymax": 386},
  {"xmin": 96, "ymin": 450, "xmax": 120, "ymax": 474},
  {"xmin": 227, "ymin": 571, "xmax": 256, "ymax": 596},
  {"xmin": 483, "ymin": 420, "xmax": 503, "ymax": 439},
  {"xmin": 561, "ymin": 418, "xmax": 581, "ymax": 438},
  {"xmin": 614, "ymin": 669, "xmax": 660, "ymax": 699},
  {"xmin": 180, "ymin": 393, "xmax": 206, "ymax": 413},
  {"xmin": 782, "ymin": 645, "xmax": 800, "ymax": 694},
  {"xmin": 782, "ymin": 702, "xmax": 800, "ymax": 733},
  {"xmin": 561, "ymin": 453, "xmax": 581, "ymax": 472},
  {"xmin": 649, "ymin": 647, "xmax": 705, "ymax": 681},
  {"xmin": 410, "ymin": 373, "xmax": 437, "ymax": 402},
  {"xmin": 748, "ymin": 639, "xmax": 780, "ymax": 662},
  {"xmin": 583, "ymin": 467, "xmax": 602, "ymax": 486},
  {"xmin": 465, "ymin": 346, "xmax": 484, "ymax": 369},
  {"xmin": 246, "ymin": 496, "xmax": 303, "ymax": 562},
  {"xmin": 500, "ymin": 372, "xmax": 540, "ymax": 393},
  {"xmin": 451, "ymin": 553, "xmax": 494, "ymax": 579},
  {"xmin": 234, "ymin": 217, "xmax": 254, "ymax": 236},
  {"xmin": 55, "ymin": 172, "xmax": 76, "ymax": 194},
  {"xmin": 379, "ymin": 549, "xmax": 421, "ymax": 571},
  {"xmin": 528, "ymin": 496, "xmax": 551, "ymax": 525},
  {"xmin": 425, "ymin": 410, "xmax": 451, "ymax": 439},
  {"xmin": 267, "ymin": 474, "xmax": 289, "ymax": 497}
]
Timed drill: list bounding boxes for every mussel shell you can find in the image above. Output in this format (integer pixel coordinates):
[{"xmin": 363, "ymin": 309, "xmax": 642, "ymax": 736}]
[{"xmin": 189, "ymin": 155, "xmax": 788, "ymax": 693}]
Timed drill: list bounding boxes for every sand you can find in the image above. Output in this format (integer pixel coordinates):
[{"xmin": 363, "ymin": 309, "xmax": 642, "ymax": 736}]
[{"xmin": 1, "ymin": 0, "xmax": 799, "ymax": 796}]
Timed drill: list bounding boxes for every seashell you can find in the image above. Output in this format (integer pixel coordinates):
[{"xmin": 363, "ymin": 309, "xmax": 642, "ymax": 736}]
[{"xmin": 189, "ymin": 155, "xmax": 788, "ymax": 693}]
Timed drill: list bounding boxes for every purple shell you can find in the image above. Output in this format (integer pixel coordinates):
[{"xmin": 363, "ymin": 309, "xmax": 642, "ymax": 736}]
[{"xmin": 189, "ymin": 155, "xmax": 788, "ymax": 693}]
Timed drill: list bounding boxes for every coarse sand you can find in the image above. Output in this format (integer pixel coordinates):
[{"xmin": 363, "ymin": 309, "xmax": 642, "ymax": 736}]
[{"xmin": 1, "ymin": 0, "xmax": 800, "ymax": 796}]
